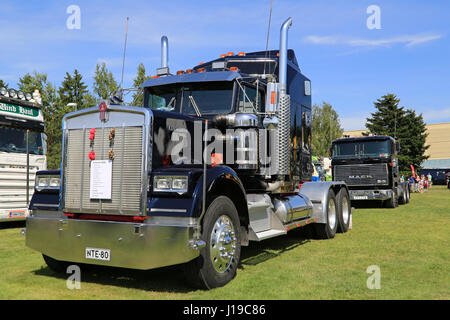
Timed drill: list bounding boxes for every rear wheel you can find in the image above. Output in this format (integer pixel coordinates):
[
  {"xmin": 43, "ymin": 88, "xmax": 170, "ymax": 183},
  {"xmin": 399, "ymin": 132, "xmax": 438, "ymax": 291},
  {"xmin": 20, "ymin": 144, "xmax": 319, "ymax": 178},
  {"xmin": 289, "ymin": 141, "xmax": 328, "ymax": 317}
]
[
  {"xmin": 336, "ymin": 188, "xmax": 351, "ymax": 233},
  {"xmin": 184, "ymin": 196, "xmax": 241, "ymax": 289},
  {"xmin": 313, "ymin": 189, "xmax": 338, "ymax": 239}
]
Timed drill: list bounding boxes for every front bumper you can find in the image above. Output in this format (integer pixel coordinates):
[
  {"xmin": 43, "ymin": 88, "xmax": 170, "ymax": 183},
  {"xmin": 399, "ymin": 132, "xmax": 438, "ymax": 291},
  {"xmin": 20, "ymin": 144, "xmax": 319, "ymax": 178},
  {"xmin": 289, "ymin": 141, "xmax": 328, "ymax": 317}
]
[
  {"xmin": 349, "ymin": 189, "xmax": 392, "ymax": 201},
  {"xmin": 25, "ymin": 212, "xmax": 200, "ymax": 270}
]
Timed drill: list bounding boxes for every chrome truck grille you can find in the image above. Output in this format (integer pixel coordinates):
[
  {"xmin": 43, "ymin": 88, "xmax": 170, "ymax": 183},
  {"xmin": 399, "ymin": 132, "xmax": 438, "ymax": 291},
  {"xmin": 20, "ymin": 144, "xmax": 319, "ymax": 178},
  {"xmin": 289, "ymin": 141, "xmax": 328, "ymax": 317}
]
[
  {"xmin": 61, "ymin": 106, "xmax": 152, "ymax": 216},
  {"xmin": 334, "ymin": 163, "xmax": 388, "ymax": 187}
]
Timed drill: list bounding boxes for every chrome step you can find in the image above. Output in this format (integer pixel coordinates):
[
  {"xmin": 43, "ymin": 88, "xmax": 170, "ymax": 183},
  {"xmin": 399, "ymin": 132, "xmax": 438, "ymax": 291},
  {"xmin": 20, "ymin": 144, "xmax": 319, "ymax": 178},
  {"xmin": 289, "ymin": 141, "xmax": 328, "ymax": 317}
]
[{"xmin": 253, "ymin": 229, "xmax": 287, "ymax": 241}]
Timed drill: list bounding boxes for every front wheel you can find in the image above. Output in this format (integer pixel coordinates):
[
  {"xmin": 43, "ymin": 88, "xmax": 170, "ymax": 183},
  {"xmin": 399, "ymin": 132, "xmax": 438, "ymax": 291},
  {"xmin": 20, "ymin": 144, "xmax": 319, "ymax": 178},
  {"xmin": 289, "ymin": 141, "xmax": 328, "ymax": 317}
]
[
  {"xmin": 184, "ymin": 196, "xmax": 241, "ymax": 289},
  {"xmin": 384, "ymin": 191, "xmax": 398, "ymax": 208},
  {"xmin": 43, "ymin": 254, "xmax": 70, "ymax": 274}
]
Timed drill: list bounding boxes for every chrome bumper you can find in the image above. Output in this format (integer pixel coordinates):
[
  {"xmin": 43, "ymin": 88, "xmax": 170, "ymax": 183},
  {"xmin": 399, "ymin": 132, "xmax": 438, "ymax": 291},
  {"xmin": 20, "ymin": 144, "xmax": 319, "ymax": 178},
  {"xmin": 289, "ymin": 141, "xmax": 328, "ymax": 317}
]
[
  {"xmin": 349, "ymin": 189, "xmax": 392, "ymax": 201},
  {"xmin": 25, "ymin": 213, "xmax": 201, "ymax": 270}
]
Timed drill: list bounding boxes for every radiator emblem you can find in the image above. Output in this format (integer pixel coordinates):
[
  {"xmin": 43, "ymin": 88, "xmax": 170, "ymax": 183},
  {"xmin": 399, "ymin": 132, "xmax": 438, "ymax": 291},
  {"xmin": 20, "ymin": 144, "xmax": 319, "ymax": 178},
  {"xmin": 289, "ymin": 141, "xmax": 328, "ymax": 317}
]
[{"xmin": 99, "ymin": 101, "xmax": 108, "ymax": 122}]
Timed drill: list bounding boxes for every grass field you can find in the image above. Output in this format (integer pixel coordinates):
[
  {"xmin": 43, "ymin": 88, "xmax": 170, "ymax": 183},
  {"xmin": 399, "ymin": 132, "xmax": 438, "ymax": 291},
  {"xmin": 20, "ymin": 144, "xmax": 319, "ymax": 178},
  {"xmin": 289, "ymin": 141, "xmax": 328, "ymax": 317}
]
[{"xmin": 0, "ymin": 186, "xmax": 448, "ymax": 300}]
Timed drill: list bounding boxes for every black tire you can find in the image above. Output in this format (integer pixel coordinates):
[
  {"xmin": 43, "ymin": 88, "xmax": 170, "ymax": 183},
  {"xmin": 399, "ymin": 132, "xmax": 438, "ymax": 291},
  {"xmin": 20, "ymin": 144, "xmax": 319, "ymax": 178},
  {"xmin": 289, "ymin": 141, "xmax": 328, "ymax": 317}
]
[
  {"xmin": 405, "ymin": 185, "xmax": 410, "ymax": 203},
  {"xmin": 184, "ymin": 196, "xmax": 241, "ymax": 289},
  {"xmin": 336, "ymin": 188, "xmax": 351, "ymax": 233},
  {"xmin": 313, "ymin": 189, "xmax": 338, "ymax": 239},
  {"xmin": 43, "ymin": 254, "xmax": 70, "ymax": 274},
  {"xmin": 398, "ymin": 186, "xmax": 407, "ymax": 205},
  {"xmin": 384, "ymin": 190, "xmax": 398, "ymax": 208}
]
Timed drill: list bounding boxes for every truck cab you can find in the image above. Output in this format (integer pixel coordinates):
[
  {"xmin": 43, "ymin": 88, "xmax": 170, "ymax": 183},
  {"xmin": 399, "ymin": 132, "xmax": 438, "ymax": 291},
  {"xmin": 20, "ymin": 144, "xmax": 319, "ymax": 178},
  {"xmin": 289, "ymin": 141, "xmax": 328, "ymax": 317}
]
[{"xmin": 331, "ymin": 135, "xmax": 410, "ymax": 207}]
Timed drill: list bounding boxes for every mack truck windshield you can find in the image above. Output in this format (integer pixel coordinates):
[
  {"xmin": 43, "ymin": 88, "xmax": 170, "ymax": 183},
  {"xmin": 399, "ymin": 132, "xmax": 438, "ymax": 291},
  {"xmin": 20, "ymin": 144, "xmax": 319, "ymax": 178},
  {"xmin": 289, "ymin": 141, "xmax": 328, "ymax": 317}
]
[
  {"xmin": 331, "ymin": 136, "xmax": 410, "ymax": 208},
  {"xmin": 0, "ymin": 88, "xmax": 46, "ymax": 221},
  {"xmin": 25, "ymin": 18, "xmax": 352, "ymax": 289}
]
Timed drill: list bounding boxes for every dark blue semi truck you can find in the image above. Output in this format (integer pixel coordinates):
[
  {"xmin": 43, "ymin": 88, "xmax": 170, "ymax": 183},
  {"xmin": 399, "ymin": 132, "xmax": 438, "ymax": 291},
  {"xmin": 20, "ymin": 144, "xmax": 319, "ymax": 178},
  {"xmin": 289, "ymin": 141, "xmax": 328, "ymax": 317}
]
[
  {"xmin": 25, "ymin": 18, "xmax": 351, "ymax": 289},
  {"xmin": 331, "ymin": 135, "xmax": 410, "ymax": 208}
]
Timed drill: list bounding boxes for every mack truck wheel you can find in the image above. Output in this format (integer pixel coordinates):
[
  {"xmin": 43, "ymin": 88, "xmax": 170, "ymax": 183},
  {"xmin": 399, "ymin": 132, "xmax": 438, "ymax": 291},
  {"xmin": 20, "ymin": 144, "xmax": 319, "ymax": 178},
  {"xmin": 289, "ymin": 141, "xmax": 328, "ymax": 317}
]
[
  {"xmin": 405, "ymin": 185, "xmax": 410, "ymax": 204},
  {"xmin": 385, "ymin": 191, "xmax": 398, "ymax": 208},
  {"xmin": 313, "ymin": 189, "xmax": 338, "ymax": 239},
  {"xmin": 336, "ymin": 188, "xmax": 351, "ymax": 233},
  {"xmin": 185, "ymin": 196, "xmax": 241, "ymax": 289},
  {"xmin": 43, "ymin": 254, "xmax": 70, "ymax": 274},
  {"xmin": 399, "ymin": 185, "xmax": 407, "ymax": 205}
]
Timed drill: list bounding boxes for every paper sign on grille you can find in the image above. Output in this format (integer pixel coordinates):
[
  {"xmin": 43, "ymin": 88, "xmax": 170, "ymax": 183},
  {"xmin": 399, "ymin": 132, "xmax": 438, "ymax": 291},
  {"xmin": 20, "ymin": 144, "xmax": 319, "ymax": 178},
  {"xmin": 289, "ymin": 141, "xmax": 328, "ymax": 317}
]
[{"xmin": 90, "ymin": 160, "xmax": 112, "ymax": 199}]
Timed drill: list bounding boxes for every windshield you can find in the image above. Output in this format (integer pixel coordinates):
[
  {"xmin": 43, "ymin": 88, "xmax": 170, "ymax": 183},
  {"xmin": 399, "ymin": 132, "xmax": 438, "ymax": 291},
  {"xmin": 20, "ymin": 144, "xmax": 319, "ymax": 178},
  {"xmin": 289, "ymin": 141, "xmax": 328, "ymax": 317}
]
[
  {"xmin": 0, "ymin": 126, "xmax": 44, "ymax": 155},
  {"xmin": 332, "ymin": 140, "xmax": 391, "ymax": 159},
  {"xmin": 145, "ymin": 82, "xmax": 234, "ymax": 115}
]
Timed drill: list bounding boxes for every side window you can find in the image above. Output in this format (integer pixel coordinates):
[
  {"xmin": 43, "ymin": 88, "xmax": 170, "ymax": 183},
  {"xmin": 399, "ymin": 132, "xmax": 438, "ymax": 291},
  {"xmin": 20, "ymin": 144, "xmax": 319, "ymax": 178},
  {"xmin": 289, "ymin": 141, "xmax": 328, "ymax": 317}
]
[{"xmin": 238, "ymin": 86, "xmax": 264, "ymax": 113}]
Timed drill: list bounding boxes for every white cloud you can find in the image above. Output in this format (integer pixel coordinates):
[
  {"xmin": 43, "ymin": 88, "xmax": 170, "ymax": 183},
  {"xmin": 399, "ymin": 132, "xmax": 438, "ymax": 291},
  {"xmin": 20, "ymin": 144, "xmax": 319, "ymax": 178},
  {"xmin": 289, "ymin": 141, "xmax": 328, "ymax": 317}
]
[{"xmin": 304, "ymin": 34, "xmax": 443, "ymax": 48}]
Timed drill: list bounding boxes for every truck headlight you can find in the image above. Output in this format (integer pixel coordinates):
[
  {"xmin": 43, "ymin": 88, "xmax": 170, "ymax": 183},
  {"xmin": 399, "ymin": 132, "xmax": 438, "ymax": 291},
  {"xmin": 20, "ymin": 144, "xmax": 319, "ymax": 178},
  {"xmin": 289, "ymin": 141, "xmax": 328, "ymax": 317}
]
[
  {"xmin": 153, "ymin": 176, "xmax": 188, "ymax": 193},
  {"xmin": 36, "ymin": 175, "xmax": 60, "ymax": 192}
]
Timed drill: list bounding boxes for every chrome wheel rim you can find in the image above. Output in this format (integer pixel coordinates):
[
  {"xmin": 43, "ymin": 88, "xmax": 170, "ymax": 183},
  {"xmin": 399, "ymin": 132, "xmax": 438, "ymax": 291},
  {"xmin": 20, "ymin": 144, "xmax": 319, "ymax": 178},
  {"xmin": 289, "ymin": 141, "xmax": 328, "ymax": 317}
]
[
  {"xmin": 342, "ymin": 196, "xmax": 350, "ymax": 225},
  {"xmin": 210, "ymin": 215, "xmax": 237, "ymax": 273},
  {"xmin": 328, "ymin": 198, "xmax": 337, "ymax": 230}
]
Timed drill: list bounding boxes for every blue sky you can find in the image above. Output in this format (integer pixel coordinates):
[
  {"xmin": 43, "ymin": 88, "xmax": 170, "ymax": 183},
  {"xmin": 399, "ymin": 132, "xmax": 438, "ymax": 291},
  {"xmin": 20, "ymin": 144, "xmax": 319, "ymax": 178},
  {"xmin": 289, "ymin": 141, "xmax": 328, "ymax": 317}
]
[{"xmin": 0, "ymin": 0, "xmax": 449, "ymax": 130}]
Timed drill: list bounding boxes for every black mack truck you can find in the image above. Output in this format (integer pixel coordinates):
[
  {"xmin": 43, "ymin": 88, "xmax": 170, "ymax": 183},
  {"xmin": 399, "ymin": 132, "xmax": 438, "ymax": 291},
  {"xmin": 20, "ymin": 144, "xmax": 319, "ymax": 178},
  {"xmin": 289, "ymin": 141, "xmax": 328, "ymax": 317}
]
[
  {"xmin": 331, "ymin": 135, "xmax": 410, "ymax": 208},
  {"xmin": 25, "ymin": 18, "xmax": 351, "ymax": 289}
]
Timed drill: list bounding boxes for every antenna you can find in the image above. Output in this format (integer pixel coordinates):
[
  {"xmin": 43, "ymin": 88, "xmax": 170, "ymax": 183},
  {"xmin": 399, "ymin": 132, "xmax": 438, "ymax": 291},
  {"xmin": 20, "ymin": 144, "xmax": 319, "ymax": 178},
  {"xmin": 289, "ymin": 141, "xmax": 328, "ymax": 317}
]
[
  {"xmin": 263, "ymin": 0, "xmax": 274, "ymax": 77},
  {"xmin": 120, "ymin": 17, "xmax": 129, "ymax": 100}
]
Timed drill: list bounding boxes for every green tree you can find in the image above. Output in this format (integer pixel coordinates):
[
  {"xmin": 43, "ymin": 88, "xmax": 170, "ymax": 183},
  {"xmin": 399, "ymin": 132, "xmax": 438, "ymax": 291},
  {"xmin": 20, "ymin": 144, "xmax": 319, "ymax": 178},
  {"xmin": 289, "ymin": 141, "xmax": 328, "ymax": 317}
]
[
  {"xmin": 18, "ymin": 72, "xmax": 66, "ymax": 169},
  {"xmin": 0, "ymin": 79, "xmax": 8, "ymax": 89},
  {"xmin": 58, "ymin": 69, "xmax": 89, "ymax": 109},
  {"xmin": 311, "ymin": 102, "xmax": 344, "ymax": 157},
  {"xmin": 93, "ymin": 62, "xmax": 118, "ymax": 100},
  {"xmin": 364, "ymin": 94, "xmax": 429, "ymax": 173},
  {"xmin": 131, "ymin": 63, "xmax": 151, "ymax": 107}
]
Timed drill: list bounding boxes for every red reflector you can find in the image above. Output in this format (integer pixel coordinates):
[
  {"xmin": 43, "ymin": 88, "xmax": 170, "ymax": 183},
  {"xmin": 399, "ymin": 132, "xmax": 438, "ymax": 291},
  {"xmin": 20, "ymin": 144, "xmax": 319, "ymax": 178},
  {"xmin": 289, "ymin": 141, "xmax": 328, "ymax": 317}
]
[
  {"xmin": 64, "ymin": 213, "xmax": 148, "ymax": 223},
  {"xmin": 286, "ymin": 226, "xmax": 290, "ymax": 231},
  {"xmin": 229, "ymin": 67, "xmax": 239, "ymax": 72}
]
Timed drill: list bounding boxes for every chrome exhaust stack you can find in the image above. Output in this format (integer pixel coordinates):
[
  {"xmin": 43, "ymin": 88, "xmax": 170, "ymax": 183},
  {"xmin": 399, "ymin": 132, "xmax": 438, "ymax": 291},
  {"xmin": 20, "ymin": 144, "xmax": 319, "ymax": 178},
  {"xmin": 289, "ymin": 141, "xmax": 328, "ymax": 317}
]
[
  {"xmin": 278, "ymin": 17, "xmax": 292, "ymax": 94},
  {"xmin": 277, "ymin": 18, "xmax": 292, "ymax": 177},
  {"xmin": 157, "ymin": 36, "xmax": 170, "ymax": 76}
]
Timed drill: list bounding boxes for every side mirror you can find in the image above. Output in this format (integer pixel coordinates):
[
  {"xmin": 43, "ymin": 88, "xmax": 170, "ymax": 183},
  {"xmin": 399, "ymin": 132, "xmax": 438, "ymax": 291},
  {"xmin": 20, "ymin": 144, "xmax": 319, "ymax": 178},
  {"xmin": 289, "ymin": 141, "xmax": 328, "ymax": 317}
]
[{"xmin": 395, "ymin": 141, "xmax": 401, "ymax": 152}]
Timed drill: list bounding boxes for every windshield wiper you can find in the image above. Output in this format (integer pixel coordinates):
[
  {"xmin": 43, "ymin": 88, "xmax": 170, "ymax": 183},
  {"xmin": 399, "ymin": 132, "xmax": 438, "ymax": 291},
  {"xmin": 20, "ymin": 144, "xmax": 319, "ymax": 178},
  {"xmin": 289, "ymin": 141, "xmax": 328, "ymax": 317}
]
[{"xmin": 188, "ymin": 95, "xmax": 202, "ymax": 117}]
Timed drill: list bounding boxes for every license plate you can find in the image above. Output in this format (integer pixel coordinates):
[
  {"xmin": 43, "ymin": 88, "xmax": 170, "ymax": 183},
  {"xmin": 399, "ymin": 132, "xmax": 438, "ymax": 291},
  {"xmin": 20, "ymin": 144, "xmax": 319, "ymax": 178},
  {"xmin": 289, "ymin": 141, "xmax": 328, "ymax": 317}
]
[
  {"xmin": 9, "ymin": 211, "xmax": 25, "ymax": 218},
  {"xmin": 85, "ymin": 248, "xmax": 111, "ymax": 261},
  {"xmin": 353, "ymin": 196, "xmax": 368, "ymax": 200}
]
